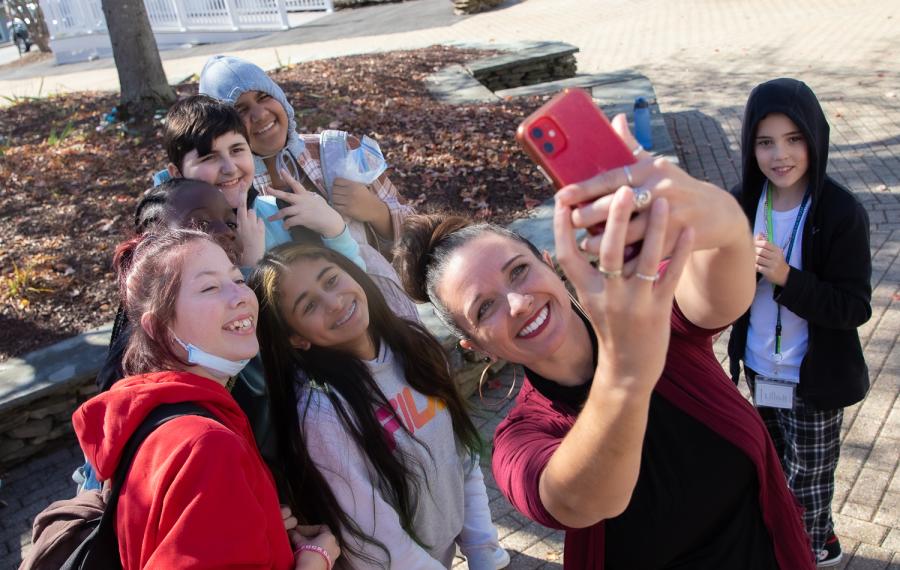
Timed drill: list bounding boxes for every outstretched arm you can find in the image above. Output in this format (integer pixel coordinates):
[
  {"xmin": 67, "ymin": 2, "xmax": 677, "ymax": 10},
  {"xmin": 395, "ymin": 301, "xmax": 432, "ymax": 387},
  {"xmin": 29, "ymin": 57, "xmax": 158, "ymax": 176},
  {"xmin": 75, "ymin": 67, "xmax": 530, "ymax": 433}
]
[{"xmin": 537, "ymin": 189, "xmax": 694, "ymax": 528}]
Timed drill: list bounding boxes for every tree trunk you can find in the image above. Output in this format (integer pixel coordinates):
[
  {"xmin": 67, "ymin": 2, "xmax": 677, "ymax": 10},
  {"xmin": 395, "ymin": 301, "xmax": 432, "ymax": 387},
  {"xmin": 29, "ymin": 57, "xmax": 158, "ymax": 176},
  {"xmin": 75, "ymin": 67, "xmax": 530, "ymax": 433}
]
[
  {"xmin": 100, "ymin": 0, "xmax": 176, "ymax": 121},
  {"xmin": 28, "ymin": 4, "xmax": 52, "ymax": 53},
  {"xmin": 6, "ymin": 0, "xmax": 52, "ymax": 53}
]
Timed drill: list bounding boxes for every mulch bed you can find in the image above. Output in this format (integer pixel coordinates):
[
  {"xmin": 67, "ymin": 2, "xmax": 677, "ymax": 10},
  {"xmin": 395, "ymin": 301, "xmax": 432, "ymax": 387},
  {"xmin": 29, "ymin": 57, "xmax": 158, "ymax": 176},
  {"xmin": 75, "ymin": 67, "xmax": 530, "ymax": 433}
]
[{"xmin": 0, "ymin": 45, "xmax": 554, "ymax": 361}]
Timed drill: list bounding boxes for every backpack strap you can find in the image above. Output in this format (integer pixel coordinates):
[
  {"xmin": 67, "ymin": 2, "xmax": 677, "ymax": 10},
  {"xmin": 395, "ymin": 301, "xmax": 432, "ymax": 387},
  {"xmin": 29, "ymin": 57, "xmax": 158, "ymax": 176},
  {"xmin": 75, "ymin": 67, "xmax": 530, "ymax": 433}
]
[{"xmin": 64, "ymin": 403, "xmax": 222, "ymax": 569}]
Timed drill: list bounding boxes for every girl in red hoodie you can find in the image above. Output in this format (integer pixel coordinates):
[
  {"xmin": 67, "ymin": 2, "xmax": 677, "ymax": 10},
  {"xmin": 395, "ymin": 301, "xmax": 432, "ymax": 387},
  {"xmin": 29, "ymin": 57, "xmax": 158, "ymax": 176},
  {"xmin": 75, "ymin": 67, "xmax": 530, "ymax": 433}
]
[{"xmin": 72, "ymin": 229, "xmax": 340, "ymax": 570}]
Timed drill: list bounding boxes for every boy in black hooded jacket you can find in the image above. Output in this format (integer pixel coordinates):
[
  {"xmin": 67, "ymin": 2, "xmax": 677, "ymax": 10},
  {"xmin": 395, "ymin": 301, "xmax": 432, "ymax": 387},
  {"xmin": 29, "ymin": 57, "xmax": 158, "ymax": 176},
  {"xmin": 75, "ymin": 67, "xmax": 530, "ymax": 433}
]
[{"xmin": 728, "ymin": 78, "xmax": 872, "ymax": 567}]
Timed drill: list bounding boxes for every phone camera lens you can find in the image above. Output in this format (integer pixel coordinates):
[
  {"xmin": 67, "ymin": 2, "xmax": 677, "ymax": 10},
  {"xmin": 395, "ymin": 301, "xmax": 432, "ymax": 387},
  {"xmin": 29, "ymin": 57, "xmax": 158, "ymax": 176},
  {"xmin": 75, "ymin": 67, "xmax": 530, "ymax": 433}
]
[
  {"xmin": 532, "ymin": 127, "xmax": 544, "ymax": 139},
  {"xmin": 543, "ymin": 142, "xmax": 554, "ymax": 153}
]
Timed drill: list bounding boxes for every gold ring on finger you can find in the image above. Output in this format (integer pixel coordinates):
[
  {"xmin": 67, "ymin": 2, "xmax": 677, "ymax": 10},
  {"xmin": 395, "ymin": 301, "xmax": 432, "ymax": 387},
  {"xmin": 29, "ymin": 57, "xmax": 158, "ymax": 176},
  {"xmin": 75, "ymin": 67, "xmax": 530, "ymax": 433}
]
[
  {"xmin": 635, "ymin": 271, "xmax": 660, "ymax": 282},
  {"xmin": 623, "ymin": 164, "xmax": 635, "ymax": 187},
  {"xmin": 633, "ymin": 187, "xmax": 652, "ymax": 210},
  {"xmin": 599, "ymin": 265, "xmax": 623, "ymax": 279}
]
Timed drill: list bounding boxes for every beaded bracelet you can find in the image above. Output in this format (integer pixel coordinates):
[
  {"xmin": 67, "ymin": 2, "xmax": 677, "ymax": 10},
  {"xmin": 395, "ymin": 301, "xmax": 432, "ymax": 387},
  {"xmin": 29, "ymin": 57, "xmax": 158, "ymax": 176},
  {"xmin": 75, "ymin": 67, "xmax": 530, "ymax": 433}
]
[{"xmin": 294, "ymin": 544, "xmax": 332, "ymax": 570}]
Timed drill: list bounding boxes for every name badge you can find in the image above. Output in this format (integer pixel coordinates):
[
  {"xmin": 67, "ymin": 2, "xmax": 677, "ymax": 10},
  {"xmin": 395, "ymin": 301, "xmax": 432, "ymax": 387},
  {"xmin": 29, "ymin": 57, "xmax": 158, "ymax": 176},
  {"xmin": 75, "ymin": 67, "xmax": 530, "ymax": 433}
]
[{"xmin": 754, "ymin": 376, "xmax": 795, "ymax": 409}]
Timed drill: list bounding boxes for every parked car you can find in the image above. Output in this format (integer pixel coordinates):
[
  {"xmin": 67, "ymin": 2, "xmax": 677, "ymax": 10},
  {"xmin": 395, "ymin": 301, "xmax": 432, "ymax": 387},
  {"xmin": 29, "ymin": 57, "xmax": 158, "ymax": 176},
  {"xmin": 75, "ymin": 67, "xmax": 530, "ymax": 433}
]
[{"xmin": 8, "ymin": 20, "xmax": 32, "ymax": 54}]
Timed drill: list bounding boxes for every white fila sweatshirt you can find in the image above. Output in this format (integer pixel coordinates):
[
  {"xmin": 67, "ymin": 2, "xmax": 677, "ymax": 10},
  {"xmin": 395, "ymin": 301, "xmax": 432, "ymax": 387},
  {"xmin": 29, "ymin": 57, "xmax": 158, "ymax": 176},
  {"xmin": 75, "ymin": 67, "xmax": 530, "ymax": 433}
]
[{"xmin": 298, "ymin": 343, "xmax": 499, "ymax": 569}]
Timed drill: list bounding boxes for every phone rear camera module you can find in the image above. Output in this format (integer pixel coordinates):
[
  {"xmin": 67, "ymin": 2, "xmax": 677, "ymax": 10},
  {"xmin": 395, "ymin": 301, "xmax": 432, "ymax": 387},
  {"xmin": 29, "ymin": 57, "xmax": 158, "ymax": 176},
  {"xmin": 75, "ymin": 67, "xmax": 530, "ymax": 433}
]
[
  {"xmin": 543, "ymin": 142, "xmax": 554, "ymax": 153},
  {"xmin": 532, "ymin": 127, "xmax": 544, "ymax": 139}
]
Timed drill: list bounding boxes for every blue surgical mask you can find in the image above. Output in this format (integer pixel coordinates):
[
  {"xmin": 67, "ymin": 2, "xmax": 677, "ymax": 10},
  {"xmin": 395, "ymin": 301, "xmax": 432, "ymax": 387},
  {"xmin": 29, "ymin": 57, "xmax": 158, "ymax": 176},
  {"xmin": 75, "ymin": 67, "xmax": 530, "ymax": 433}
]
[{"xmin": 172, "ymin": 334, "xmax": 250, "ymax": 378}]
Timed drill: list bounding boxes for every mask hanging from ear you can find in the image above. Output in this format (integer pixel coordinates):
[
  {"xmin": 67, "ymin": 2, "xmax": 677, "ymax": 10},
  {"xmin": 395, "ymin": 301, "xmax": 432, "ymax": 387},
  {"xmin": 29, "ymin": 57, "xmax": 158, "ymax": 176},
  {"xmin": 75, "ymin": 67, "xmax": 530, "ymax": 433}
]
[{"xmin": 172, "ymin": 334, "xmax": 250, "ymax": 378}]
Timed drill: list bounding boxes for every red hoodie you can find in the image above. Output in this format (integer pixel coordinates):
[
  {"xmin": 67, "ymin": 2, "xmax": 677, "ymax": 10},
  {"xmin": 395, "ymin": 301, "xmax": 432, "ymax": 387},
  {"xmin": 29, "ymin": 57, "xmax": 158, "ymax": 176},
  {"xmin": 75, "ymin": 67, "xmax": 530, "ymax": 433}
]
[{"xmin": 73, "ymin": 371, "xmax": 293, "ymax": 570}]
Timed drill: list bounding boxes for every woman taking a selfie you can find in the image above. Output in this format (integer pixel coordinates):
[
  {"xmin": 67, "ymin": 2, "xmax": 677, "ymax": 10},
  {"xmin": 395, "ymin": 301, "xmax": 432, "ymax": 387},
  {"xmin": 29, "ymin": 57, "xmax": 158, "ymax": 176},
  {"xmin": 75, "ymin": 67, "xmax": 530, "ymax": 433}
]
[{"xmin": 393, "ymin": 117, "xmax": 814, "ymax": 569}]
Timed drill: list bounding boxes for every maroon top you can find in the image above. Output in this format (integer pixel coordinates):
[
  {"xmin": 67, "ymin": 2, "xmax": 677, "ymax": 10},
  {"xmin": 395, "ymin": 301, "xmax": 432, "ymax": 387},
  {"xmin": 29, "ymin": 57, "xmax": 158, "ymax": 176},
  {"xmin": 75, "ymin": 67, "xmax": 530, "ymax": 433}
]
[{"xmin": 491, "ymin": 304, "xmax": 813, "ymax": 569}]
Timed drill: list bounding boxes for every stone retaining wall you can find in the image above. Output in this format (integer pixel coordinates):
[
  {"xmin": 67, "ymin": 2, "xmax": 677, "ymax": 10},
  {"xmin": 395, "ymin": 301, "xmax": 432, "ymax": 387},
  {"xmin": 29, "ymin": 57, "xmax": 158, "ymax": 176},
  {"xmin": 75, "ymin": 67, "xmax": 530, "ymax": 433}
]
[
  {"xmin": 0, "ymin": 324, "xmax": 112, "ymax": 472},
  {"xmin": 453, "ymin": 0, "xmax": 503, "ymax": 15},
  {"xmin": 461, "ymin": 42, "xmax": 580, "ymax": 93},
  {"xmin": 0, "ymin": 377, "xmax": 96, "ymax": 472},
  {"xmin": 472, "ymin": 54, "xmax": 577, "ymax": 91}
]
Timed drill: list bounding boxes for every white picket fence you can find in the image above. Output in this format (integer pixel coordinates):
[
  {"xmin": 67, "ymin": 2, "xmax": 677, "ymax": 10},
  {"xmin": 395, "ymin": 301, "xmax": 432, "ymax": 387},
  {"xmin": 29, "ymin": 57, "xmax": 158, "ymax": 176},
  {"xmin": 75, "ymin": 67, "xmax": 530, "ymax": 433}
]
[{"xmin": 40, "ymin": 0, "xmax": 333, "ymax": 39}]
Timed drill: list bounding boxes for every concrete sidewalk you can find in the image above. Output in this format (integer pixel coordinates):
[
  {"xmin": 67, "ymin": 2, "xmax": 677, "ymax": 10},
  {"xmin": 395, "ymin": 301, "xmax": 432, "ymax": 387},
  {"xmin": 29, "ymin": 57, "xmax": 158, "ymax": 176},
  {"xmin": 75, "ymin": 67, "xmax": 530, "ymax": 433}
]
[
  {"xmin": 1, "ymin": 0, "xmax": 898, "ymax": 567},
  {"xmin": 1, "ymin": 0, "xmax": 898, "ymax": 102}
]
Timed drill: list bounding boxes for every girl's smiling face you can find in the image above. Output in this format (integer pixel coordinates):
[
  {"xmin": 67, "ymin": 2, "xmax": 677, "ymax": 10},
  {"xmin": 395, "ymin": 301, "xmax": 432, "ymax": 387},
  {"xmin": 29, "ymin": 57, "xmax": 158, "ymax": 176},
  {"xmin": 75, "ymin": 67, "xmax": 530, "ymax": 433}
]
[
  {"xmin": 165, "ymin": 180, "xmax": 241, "ymax": 261},
  {"xmin": 169, "ymin": 240, "xmax": 259, "ymax": 365},
  {"xmin": 754, "ymin": 113, "xmax": 810, "ymax": 195},
  {"xmin": 234, "ymin": 90, "xmax": 290, "ymax": 158},
  {"xmin": 278, "ymin": 256, "xmax": 374, "ymax": 359}
]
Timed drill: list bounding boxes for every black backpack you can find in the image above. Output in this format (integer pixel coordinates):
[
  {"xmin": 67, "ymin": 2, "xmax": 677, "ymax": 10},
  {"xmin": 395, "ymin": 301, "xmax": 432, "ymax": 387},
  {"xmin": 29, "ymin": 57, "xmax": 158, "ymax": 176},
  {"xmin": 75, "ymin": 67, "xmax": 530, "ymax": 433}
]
[{"xmin": 21, "ymin": 402, "xmax": 222, "ymax": 570}]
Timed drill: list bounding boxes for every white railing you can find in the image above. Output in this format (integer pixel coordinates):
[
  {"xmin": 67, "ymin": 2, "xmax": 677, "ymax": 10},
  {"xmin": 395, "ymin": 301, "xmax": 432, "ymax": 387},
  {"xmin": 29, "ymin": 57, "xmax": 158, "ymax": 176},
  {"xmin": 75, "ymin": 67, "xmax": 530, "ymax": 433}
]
[
  {"xmin": 232, "ymin": 0, "xmax": 291, "ymax": 30},
  {"xmin": 285, "ymin": 0, "xmax": 331, "ymax": 10},
  {"xmin": 40, "ymin": 0, "xmax": 332, "ymax": 38},
  {"xmin": 41, "ymin": 0, "xmax": 106, "ymax": 36},
  {"xmin": 144, "ymin": 0, "xmax": 182, "ymax": 31}
]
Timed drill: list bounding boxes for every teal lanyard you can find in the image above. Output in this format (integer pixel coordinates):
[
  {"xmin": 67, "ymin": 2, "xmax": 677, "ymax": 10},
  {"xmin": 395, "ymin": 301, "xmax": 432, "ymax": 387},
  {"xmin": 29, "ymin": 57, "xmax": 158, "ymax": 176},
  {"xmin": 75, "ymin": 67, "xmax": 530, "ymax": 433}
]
[{"xmin": 764, "ymin": 181, "xmax": 811, "ymax": 360}]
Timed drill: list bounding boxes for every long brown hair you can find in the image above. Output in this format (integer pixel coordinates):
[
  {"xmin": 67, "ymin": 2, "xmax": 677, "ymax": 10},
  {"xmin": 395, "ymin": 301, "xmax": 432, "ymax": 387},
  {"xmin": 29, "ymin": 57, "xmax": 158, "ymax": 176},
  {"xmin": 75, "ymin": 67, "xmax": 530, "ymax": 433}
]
[{"xmin": 250, "ymin": 243, "xmax": 481, "ymax": 567}]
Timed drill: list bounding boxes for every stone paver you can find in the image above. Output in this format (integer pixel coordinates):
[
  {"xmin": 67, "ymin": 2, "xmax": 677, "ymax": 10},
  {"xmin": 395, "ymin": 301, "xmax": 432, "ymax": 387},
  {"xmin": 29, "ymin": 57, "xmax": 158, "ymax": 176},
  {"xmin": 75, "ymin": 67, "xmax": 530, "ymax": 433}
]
[{"xmin": 2, "ymin": 1, "xmax": 899, "ymax": 568}]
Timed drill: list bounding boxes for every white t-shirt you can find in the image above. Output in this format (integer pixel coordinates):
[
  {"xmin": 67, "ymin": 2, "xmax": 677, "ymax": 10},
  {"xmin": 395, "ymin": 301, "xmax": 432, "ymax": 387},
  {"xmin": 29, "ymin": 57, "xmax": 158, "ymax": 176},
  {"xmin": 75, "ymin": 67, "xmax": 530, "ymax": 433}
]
[{"xmin": 745, "ymin": 191, "xmax": 811, "ymax": 381}]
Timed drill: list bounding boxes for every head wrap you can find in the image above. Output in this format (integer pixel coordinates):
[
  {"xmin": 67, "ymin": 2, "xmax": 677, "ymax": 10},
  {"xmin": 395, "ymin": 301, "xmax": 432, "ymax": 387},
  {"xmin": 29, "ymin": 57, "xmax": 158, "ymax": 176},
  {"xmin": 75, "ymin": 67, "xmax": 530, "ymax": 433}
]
[{"xmin": 199, "ymin": 55, "xmax": 305, "ymax": 178}]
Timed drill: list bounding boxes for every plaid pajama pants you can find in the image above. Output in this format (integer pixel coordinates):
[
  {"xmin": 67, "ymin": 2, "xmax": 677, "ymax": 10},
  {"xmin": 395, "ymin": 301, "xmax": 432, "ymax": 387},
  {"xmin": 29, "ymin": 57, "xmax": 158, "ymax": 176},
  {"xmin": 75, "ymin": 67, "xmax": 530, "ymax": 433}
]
[{"xmin": 746, "ymin": 370, "xmax": 844, "ymax": 554}]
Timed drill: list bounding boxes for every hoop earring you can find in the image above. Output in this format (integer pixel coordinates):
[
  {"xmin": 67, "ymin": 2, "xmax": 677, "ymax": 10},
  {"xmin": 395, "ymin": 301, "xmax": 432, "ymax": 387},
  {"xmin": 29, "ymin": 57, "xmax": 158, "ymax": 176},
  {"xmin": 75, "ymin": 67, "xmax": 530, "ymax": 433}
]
[{"xmin": 478, "ymin": 360, "xmax": 520, "ymax": 410}]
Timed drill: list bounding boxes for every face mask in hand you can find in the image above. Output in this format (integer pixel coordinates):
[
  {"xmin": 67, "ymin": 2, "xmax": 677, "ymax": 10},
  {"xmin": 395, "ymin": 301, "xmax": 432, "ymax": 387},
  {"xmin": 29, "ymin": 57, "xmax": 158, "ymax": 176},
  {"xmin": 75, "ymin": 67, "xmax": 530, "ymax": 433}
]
[{"xmin": 172, "ymin": 334, "xmax": 250, "ymax": 378}]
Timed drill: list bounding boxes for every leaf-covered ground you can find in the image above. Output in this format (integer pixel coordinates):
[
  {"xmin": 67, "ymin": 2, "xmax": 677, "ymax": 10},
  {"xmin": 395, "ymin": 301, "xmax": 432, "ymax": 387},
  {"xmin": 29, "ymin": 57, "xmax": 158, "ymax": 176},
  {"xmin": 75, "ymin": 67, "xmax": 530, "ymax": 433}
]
[{"xmin": 0, "ymin": 45, "xmax": 554, "ymax": 361}]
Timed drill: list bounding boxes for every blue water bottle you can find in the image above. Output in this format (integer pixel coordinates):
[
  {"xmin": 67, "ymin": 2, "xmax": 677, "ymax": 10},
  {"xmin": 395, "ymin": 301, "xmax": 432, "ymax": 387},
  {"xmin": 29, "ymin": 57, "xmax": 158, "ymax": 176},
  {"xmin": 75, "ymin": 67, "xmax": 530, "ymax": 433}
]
[{"xmin": 633, "ymin": 97, "xmax": 653, "ymax": 151}]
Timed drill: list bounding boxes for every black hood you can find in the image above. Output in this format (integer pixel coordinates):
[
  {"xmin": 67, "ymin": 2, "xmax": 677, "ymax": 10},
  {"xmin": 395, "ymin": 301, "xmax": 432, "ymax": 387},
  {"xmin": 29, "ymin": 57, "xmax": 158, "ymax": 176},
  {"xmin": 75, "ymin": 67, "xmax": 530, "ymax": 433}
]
[{"xmin": 739, "ymin": 78, "xmax": 830, "ymax": 204}]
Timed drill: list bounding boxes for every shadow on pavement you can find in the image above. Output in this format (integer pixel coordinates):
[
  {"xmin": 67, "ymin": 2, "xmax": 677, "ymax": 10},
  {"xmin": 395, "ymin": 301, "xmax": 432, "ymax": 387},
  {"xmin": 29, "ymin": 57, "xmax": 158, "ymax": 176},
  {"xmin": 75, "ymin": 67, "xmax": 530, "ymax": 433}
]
[{"xmin": 663, "ymin": 109, "xmax": 742, "ymax": 190}]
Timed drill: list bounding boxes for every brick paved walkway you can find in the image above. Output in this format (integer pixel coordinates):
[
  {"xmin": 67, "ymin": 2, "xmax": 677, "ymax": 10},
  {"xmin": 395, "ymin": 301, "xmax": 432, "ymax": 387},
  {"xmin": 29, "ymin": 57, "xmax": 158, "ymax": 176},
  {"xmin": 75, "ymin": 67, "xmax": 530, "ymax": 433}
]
[{"xmin": 1, "ymin": 1, "xmax": 898, "ymax": 568}]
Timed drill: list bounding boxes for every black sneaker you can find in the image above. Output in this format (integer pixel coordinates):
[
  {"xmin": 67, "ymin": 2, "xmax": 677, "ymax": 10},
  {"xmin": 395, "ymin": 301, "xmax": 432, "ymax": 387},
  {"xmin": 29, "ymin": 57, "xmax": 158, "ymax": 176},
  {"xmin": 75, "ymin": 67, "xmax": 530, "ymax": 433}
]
[{"xmin": 816, "ymin": 535, "xmax": 842, "ymax": 567}]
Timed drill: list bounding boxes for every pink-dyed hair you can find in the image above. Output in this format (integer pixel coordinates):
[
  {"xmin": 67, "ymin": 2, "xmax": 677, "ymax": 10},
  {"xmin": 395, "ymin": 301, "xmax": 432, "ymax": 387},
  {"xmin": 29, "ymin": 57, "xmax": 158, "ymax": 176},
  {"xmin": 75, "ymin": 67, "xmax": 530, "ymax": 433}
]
[{"xmin": 113, "ymin": 229, "xmax": 219, "ymax": 375}]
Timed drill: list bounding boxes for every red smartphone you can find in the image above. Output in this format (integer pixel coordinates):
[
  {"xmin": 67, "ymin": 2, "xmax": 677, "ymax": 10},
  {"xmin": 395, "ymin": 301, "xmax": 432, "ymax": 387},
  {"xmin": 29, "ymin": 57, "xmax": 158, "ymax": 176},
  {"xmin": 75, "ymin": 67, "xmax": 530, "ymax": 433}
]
[
  {"xmin": 517, "ymin": 88, "xmax": 635, "ymax": 189},
  {"xmin": 517, "ymin": 88, "xmax": 638, "ymax": 252}
]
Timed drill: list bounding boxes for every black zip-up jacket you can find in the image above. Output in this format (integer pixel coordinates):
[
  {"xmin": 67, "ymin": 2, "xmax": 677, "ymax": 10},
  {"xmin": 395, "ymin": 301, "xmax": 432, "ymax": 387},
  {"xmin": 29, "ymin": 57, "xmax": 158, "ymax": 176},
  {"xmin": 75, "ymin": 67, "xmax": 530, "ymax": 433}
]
[{"xmin": 727, "ymin": 78, "xmax": 872, "ymax": 410}]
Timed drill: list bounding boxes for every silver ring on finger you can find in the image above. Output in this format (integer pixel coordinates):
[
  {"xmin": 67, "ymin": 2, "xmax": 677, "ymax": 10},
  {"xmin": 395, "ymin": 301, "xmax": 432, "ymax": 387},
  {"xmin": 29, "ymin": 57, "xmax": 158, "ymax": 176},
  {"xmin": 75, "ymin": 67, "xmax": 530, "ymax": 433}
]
[
  {"xmin": 623, "ymin": 164, "xmax": 635, "ymax": 187},
  {"xmin": 598, "ymin": 265, "xmax": 623, "ymax": 279},
  {"xmin": 631, "ymin": 143, "xmax": 644, "ymax": 157},
  {"xmin": 632, "ymin": 187, "xmax": 652, "ymax": 210},
  {"xmin": 635, "ymin": 271, "xmax": 660, "ymax": 282}
]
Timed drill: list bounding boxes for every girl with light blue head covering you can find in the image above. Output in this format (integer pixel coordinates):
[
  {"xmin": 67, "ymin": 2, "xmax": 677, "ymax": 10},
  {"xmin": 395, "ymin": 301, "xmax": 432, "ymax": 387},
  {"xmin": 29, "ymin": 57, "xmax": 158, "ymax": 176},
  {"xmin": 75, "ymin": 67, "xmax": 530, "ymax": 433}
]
[
  {"xmin": 199, "ymin": 54, "xmax": 422, "ymax": 323},
  {"xmin": 200, "ymin": 55, "xmax": 307, "ymax": 186}
]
